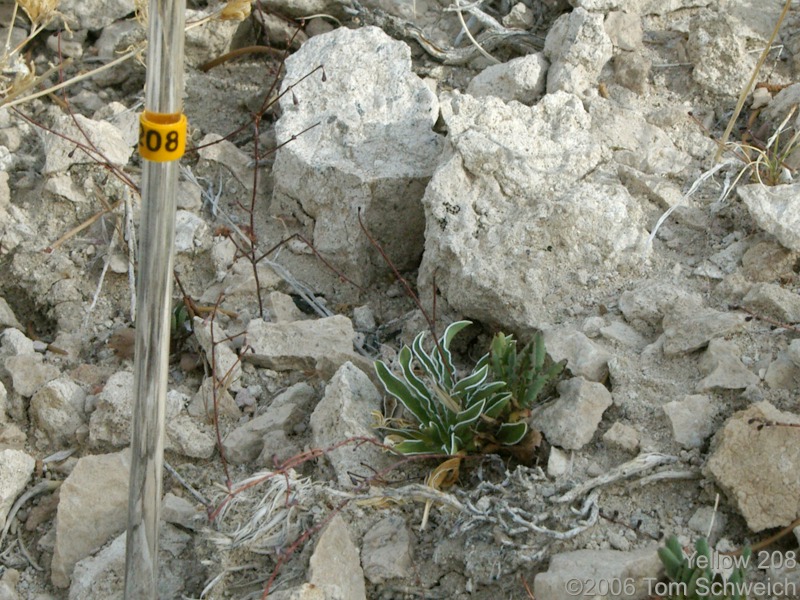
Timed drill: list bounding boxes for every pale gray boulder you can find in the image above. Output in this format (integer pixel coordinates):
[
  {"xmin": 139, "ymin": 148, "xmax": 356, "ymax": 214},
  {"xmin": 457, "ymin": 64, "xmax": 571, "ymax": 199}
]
[
  {"xmin": 270, "ymin": 26, "xmax": 444, "ymax": 286},
  {"xmin": 739, "ymin": 184, "xmax": 800, "ymax": 252},
  {"xmin": 418, "ymin": 91, "xmax": 648, "ymax": 331}
]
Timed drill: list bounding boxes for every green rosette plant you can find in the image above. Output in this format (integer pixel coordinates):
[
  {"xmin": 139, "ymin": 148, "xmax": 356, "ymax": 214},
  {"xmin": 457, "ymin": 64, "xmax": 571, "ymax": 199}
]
[{"xmin": 374, "ymin": 320, "xmax": 563, "ymax": 456}]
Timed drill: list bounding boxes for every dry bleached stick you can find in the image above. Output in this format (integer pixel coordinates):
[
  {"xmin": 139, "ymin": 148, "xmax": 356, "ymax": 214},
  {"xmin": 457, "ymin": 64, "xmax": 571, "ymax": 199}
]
[
  {"xmin": 0, "ymin": 479, "xmax": 62, "ymax": 551},
  {"xmin": 552, "ymin": 452, "xmax": 678, "ymax": 504},
  {"xmin": 349, "ymin": 1, "xmax": 543, "ymax": 66},
  {"xmin": 328, "ymin": 482, "xmax": 468, "ymax": 513},
  {"xmin": 503, "ymin": 490, "xmax": 601, "ymax": 540}
]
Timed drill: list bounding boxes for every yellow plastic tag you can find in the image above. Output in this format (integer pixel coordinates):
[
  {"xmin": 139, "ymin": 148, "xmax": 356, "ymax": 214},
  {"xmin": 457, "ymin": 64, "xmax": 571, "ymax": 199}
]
[{"xmin": 138, "ymin": 111, "xmax": 187, "ymax": 162}]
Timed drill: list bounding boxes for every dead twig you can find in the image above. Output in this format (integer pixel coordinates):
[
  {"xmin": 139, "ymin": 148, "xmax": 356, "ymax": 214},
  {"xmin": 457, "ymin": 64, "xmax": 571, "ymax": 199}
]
[
  {"xmin": 729, "ymin": 304, "xmax": 800, "ymax": 333},
  {"xmin": 199, "ymin": 45, "xmax": 285, "ymax": 72}
]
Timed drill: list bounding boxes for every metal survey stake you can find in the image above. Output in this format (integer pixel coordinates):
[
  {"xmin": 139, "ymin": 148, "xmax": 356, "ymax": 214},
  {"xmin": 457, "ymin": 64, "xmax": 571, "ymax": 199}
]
[{"xmin": 125, "ymin": 0, "xmax": 186, "ymax": 597}]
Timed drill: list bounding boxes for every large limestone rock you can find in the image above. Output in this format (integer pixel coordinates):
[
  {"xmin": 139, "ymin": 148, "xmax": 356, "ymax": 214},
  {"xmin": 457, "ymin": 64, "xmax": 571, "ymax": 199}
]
[
  {"xmin": 270, "ymin": 26, "xmax": 444, "ymax": 286},
  {"xmin": 419, "ymin": 91, "xmax": 648, "ymax": 331}
]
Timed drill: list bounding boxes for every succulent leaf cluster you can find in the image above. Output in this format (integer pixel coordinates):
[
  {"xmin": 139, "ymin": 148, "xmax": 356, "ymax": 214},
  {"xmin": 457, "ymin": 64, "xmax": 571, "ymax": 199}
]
[
  {"xmin": 374, "ymin": 320, "xmax": 563, "ymax": 456},
  {"xmin": 658, "ymin": 535, "xmax": 751, "ymax": 600},
  {"xmin": 481, "ymin": 331, "xmax": 565, "ymax": 418}
]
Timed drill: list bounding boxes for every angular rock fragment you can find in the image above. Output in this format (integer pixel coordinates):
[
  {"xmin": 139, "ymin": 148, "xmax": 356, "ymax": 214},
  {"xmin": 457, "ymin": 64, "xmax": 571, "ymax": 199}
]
[
  {"xmin": 89, "ymin": 371, "xmax": 213, "ymax": 456},
  {"xmin": 362, "ymin": 516, "xmax": 414, "ymax": 584},
  {"xmin": 534, "ymin": 546, "xmax": 661, "ymax": 600},
  {"xmin": 741, "ymin": 238, "xmax": 798, "ymax": 283},
  {"xmin": 39, "ymin": 114, "xmax": 132, "ymax": 174},
  {"xmin": 308, "ymin": 515, "xmax": 367, "ymax": 600},
  {"xmin": 162, "ymin": 493, "xmax": 204, "ymax": 531},
  {"xmin": 196, "ymin": 133, "xmax": 261, "ymax": 196},
  {"xmin": 739, "ymin": 183, "xmax": 800, "ymax": 252},
  {"xmin": 662, "ymin": 306, "xmax": 747, "ymax": 355},
  {"xmin": 0, "ymin": 449, "xmax": 34, "ymax": 531},
  {"xmin": 187, "ymin": 376, "xmax": 240, "ymax": 421},
  {"xmin": 696, "ymin": 339, "xmax": 759, "ymax": 392},
  {"xmin": 310, "ymin": 362, "xmax": 388, "ymax": 487},
  {"xmin": 222, "ymin": 382, "xmax": 313, "ymax": 464},
  {"xmin": 592, "ymin": 101, "xmax": 692, "ymax": 176},
  {"xmin": 662, "ymin": 394, "xmax": 717, "ymax": 449},
  {"xmin": 90, "ymin": 371, "xmax": 177, "ymax": 448},
  {"xmin": 533, "ymin": 377, "xmax": 612, "ymax": 450},
  {"xmin": 51, "ymin": 451, "xmax": 130, "ymax": 588},
  {"xmin": 764, "ymin": 339, "xmax": 800, "ymax": 390},
  {"xmin": 467, "ymin": 53, "xmax": 549, "ymax": 105},
  {"xmin": 599, "ymin": 321, "xmax": 648, "ymax": 350},
  {"xmin": 603, "ymin": 422, "xmax": 640, "ymax": 453},
  {"xmin": 503, "ymin": 2, "xmax": 535, "ymax": 28},
  {"xmin": 264, "ymin": 291, "xmax": 307, "ymax": 323},
  {"xmin": 167, "ymin": 414, "xmax": 216, "ymax": 459},
  {"xmin": 544, "ymin": 8, "xmax": 612, "ymax": 95},
  {"xmin": 30, "ymin": 377, "xmax": 86, "ymax": 448},
  {"xmin": 0, "ymin": 298, "xmax": 22, "ymax": 330},
  {"xmin": 742, "ymin": 283, "xmax": 800, "ymax": 324},
  {"xmin": 547, "ymin": 446, "xmax": 571, "ymax": 478},
  {"xmin": 4, "ymin": 354, "xmax": 59, "ymax": 398},
  {"xmin": 706, "ymin": 402, "xmax": 800, "ymax": 532},
  {"xmin": 184, "ymin": 8, "xmax": 240, "ymax": 69},
  {"xmin": 604, "ymin": 11, "xmax": 643, "ymax": 51},
  {"xmin": 687, "ymin": 11, "xmax": 755, "ymax": 97},
  {"xmin": 54, "ymin": 0, "xmax": 135, "ymax": 30},
  {"xmin": 619, "ymin": 282, "xmax": 702, "ymax": 333},
  {"xmin": 174, "ymin": 210, "xmax": 208, "ymax": 254},
  {"xmin": 543, "ymin": 327, "xmax": 611, "ymax": 382},
  {"xmin": 0, "ymin": 328, "xmax": 35, "ymax": 359},
  {"xmin": 245, "ymin": 315, "xmax": 358, "ymax": 371}
]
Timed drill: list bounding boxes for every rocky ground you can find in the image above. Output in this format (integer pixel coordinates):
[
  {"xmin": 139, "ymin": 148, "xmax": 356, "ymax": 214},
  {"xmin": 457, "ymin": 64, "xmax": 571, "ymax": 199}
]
[{"xmin": 2, "ymin": 0, "xmax": 800, "ymax": 598}]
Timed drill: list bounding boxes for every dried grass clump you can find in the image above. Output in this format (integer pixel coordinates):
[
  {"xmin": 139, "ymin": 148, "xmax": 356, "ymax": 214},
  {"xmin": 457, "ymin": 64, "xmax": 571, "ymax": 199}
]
[
  {"xmin": 16, "ymin": 0, "xmax": 60, "ymax": 26},
  {"xmin": 1, "ymin": 0, "xmax": 64, "ymax": 108}
]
